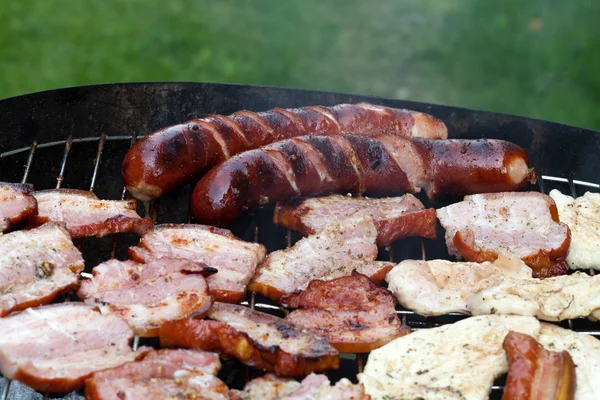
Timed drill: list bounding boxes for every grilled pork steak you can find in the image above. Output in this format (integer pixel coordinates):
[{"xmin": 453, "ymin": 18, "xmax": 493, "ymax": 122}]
[
  {"xmin": 282, "ymin": 272, "xmax": 411, "ymax": 353},
  {"xmin": 273, "ymin": 193, "xmax": 436, "ymax": 246},
  {"xmin": 160, "ymin": 302, "xmax": 339, "ymax": 377},
  {"xmin": 78, "ymin": 257, "xmax": 215, "ymax": 337},
  {"xmin": 249, "ymin": 216, "xmax": 393, "ymax": 302},
  {"xmin": 0, "ymin": 223, "xmax": 84, "ymax": 317},
  {"xmin": 29, "ymin": 189, "xmax": 152, "ymax": 238},
  {"xmin": 129, "ymin": 224, "xmax": 266, "ymax": 303},
  {"xmin": 0, "ymin": 182, "xmax": 37, "ymax": 233}
]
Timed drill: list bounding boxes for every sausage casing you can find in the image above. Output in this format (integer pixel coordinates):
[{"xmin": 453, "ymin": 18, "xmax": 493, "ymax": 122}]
[{"xmin": 122, "ymin": 103, "xmax": 448, "ymax": 201}]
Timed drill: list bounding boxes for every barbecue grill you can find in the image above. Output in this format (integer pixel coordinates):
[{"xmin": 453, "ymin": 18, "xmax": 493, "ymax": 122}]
[{"xmin": 1, "ymin": 83, "xmax": 599, "ymax": 399}]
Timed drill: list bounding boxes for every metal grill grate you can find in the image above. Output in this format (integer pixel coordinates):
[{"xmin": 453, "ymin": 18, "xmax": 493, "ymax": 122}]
[{"xmin": 0, "ymin": 135, "xmax": 599, "ymax": 400}]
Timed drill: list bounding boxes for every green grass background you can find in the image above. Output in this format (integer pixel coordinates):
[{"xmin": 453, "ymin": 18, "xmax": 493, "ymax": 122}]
[{"xmin": 1, "ymin": 0, "xmax": 599, "ymax": 130}]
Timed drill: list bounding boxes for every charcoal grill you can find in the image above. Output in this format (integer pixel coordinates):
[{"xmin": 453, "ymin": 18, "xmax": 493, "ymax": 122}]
[{"xmin": 0, "ymin": 83, "xmax": 599, "ymax": 399}]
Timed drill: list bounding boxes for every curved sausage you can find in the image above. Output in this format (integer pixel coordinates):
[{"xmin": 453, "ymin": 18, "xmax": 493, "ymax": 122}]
[
  {"xmin": 122, "ymin": 103, "xmax": 448, "ymax": 201},
  {"xmin": 191, "ymin": 134, "xmax": 536, "ymax": 226}
]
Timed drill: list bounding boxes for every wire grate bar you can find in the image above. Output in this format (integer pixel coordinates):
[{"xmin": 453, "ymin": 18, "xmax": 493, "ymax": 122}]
[
  {"xmin": 0, "ymin": 380, "xmax": 11, "ymax": 400},
  {"xmin": 55, "ymin": 137, "xmax": 73, "ymax": 189},
  {"xmin": 21, "ymin": 142, "xmax": 37, "ymax": 184},
  {"xmin": 89, "ymin": 134, "xmax": 107, "ymax": 192}
]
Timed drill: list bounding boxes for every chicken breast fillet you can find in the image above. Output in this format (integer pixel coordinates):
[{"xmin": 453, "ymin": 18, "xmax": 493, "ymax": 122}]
[
  {"xmin": 358, "ymin": 315, "xmax": 541, "ymax": 400},
  {"xmin": 550, "ymin": 189, "xmax": 600, "ymax": 270}
]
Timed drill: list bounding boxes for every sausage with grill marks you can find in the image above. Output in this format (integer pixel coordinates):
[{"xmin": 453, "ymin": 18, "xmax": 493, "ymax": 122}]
[
  {"xmin": 122, "ymin": 103, "xmax": 448, "ymax": 201},
  {"xmin": 191, "ymin": 134, "xmax": 536, "ymax": 226}
]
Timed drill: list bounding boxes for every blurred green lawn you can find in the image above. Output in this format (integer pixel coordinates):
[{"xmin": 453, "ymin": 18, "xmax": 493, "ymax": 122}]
[{"xmin": 1, "ymin": 0, "xmax": 599, "ymax": 130}]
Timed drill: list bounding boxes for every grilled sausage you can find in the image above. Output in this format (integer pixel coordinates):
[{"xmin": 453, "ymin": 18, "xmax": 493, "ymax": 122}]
[
  {"xmin": 122, "ymin": 103, "xmax": 448, "ymax": 201},
  {"xmin": 191, "ymin": 134, "xmax": 536, "ymax": 226}
]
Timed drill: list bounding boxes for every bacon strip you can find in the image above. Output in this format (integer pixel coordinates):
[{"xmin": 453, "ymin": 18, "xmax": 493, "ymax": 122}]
[
  {"xmin": 0, "ymin": 303, "xmax": 147, "ymax": 393},
  {"xmin": 0, "ymin": 182, "xmax": 37, "ymax": 233},
  {"xmin": 29, "ymin": 189, "xmax": 152, "ymax": 238},
  {"xmin": 160, "ymin": 302, "xmax": 339, "ymax": 377},
  {"xmin": 85, "ymin": 349, "xmax": 228, "ymax": 400},
  {"xmin": 249, "ymin": 216, "xmax": 393, "ymax": 302},
  {"xmin": 273, "ymin": 194, "xmax": 436, "ymax": 246},
  {"xmin": 437, "ymin": 192, "xmax": 571, "ymax": 277},
  {"xmin": 503, "ymin": 331, "xmax": 576, "ymax": 400},
  {"xmin": 0, "ymin": 223, "xmax": 84, "ymax": 317},
  {"xmin": 129, "ymin": 224, "xmax": 266, "ymax": 303},
  {"xmin": 78, "ymin": 257, "xmax": 216, "ymax": 337},
  {"xmin": 282, "ymin": 272, "xmax": 411, "ymax": 353}
]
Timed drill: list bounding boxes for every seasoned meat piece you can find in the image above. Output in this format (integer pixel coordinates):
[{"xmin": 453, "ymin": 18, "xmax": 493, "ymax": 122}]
[
  {"xmin": 502, "ymin": 331, "xmax": 575, "ymax": 400},
  {"xmin": 0, "ymin": 303, "xmax": 147, "ymax": 393},
  {"xmin": 85, "ymin": 349, "xmax": 229, "ymax": 400},
  {"xmin": 550, "ymin": 190, "xmax": 600, "ymax": 270},
  {"xmin": 160, "ymin": 302, "xmax": 339, "ymax": 377},
  {"xmin": 359, "ymin": 315, "xmax": 541, "ymax": 400},
  {"xmin": 0, "ymin": 182, "xmax": 37, "ymax": 232},
  {"xmin": 129, "ymin": 224, "xmax": 266, "ymax": 303},
  {"xmin": 0, "ymin": 223, "xmax": 84, "ymax": 317},
  {"xmin": 29, "ymin": 189, "xmax": 152, "ymax": 238},
  {"xmin": 538, "ymin": 324, "xmax": 600, "ymax": 400},
  {"xmin": 281, "ymin": 373, "xmax": 370, "ymax": 400},
  {"xmin": 249, "ymin": 216, "xmax": 393, "ymax": 302},
  {"xmin": 282, "ymin": 272, "xmax": 411, "ymax": 353},
  {"xmin": 273, "ymin": 194, "xmax": 436, "ymax": 246},
  {"xmin": 388, "ymin": 255, "xmax": 600, "ymax": 322},
  {"xmin": 234, "ymin": 374, "xmax": 300, "ymax": 400},
  {"xmin": 78, "ymin": 257, "xmax": 216, "ymax": 337},
  {"xmin": 437, "ymin": 192, "xmax": 571, "ymax": 277}
]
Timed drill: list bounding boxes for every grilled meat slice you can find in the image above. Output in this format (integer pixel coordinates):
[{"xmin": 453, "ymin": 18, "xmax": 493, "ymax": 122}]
[
  {"xmin": 233, "ymin": 374, "xmax": 300, "ymax": 400},
  {"xmin": 538, "ymin": 324, "xmax": 600, "ymax": 400},
  {"xmin": 550, "ymin": 190, "xmax": 600, "ymax": 270},
  {"xmin": 437, "ymin": 192, "xmax": 571, "ymax": 277},
  {"xmin": 0, "ymin": 182, "xmax": 37, "ymax": 232},
  {"xmin": 388, "ymin": 255, "xmax": 600, "ymax": 321},
  {"xmin": 359, "ymin": 315, "xmax": 541, "ymax": 400},
  {"xmin": 0, "ymin": 303, "xmax": 147, "ymax": 393},
  {"xmin": 236, "ymin": 373, "xmax": 370, "ymax": 400},
  {"xmin": 129, "ymin": 224, "xmax": 266, "ymax": 303},
  {"xmin": 77, "ymin": 258, "xmax": 216, "ymax": 337},
  {"xmin": 281, "ymin": 373, "xmax": 370, "ymax": 400},
  {"xmin": 28, "ymin": 189, "xmax": 152, "ymax": 238},
  {"xmin": 386, "ymin": 256, "xmax": 532, "ymax": 317},
  {"xmin": 273, "ymin": 194, "xmax": 436, "ymax": 246},
  {"xmin": 249, "ymin": 216, "xmax": 393, "ymax": 302},
  {"xmin": 282, "ymin": 272, "xmax": 411, "ymax": 353},
  {"xmin": 502, "ymin": 331, "xmax": 575, "ymax": 400},
  {"xmin": 85, "ymin": 349, "xmax": 228, "ymax": 400},
  {"xmin": 160, "ymin": 302, "xmax": 339, "ymax": 377},
  {"xmin": 0, "ymin": 223, "xmax": 84, "ymax": 317}
]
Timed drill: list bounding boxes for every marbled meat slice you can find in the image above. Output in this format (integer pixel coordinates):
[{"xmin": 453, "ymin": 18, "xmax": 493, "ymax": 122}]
[
  {"xmin": 233, "ymin": 374, "xmax": 300, "ymax": 400},
  {"xmin": 78, "ymin": 257, "xmax": 216, "ymax": 337},
  {"xmin": 502, "ymin": 331, "xmax": 575, "ymax": 400},
  {"xmin": 550, "ymin": 189, "xmax": 600, "ymax": 270},
  {"xmin": 29, "ymin": 189, "xmax": 152, "ymax": 238},
  {"xmin": 160, "ymin": 302, "xmax": 339, "ymax": 377},
  {"xmin": 85, "ymin": 349, "xmax": 229, "ymax": 400},
  {"xmin": 248, "ymin": 216, "xmax": 393, "ymax": 302},
  {"xmin": 0, "ymin": 223, "xmax": 84, "ymax": 317},
  {"xmin": 0, "ymin": 303, "xmax": 147, "ymax": 393},
  {"xmin": 282, "ymin": 272, "xmax": 411, "ymax": 353},
  {"xmin": 436, "ymin": 192, "xmax": 571, "ymax": 277},
  {"xmin": 236, "ymin": 373, "xmax": 370, "ymax": 400},
  {"xmin": 358, "ymin": 315, "xmax": 541, "ymax": 400},
  {"xmin": 0, "ymin": 182, "xmax": 37, "ymax": 232},
  {"xmin": 538, "ymin": 323, "xmax": 600, "ymax": 400},
  {"xmin": 273, "ymin": 193, "xmax": 436, "ymax": 246},
  {"xmin": 129, "ymin": 224, "xmax": 266, "ymax": 303}
]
